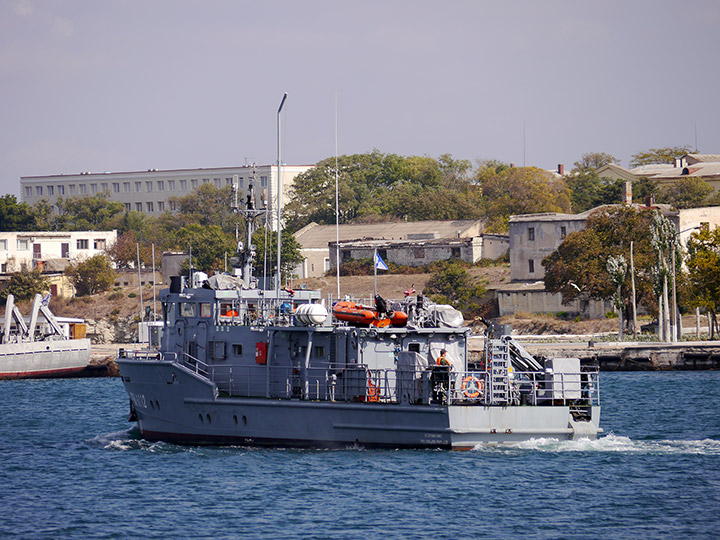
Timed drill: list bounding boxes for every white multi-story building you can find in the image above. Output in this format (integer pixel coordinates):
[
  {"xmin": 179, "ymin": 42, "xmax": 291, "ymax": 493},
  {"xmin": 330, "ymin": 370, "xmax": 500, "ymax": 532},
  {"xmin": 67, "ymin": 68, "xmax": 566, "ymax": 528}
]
[
  {"xmin": 20, "ymin": 164, "xmax": 312, "ymax": 225},
  {"xmin": 0, "ymin": 230, "xmax": 118, "ymax": 274}
]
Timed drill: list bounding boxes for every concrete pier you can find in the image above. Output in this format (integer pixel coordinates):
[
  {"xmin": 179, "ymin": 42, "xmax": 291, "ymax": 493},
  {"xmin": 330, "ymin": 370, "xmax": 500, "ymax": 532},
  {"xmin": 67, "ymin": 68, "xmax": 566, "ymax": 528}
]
[{"xmin": 469, "ymin": 337, "xmax": 720, "ymax": 370}]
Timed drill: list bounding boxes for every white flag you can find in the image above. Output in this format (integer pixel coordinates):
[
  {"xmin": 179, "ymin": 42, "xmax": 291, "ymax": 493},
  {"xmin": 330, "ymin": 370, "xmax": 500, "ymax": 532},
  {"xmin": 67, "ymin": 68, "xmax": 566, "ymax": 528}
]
[{"xmin": 374, "ymin": 252, "xmax": 388, "ymax": 271}]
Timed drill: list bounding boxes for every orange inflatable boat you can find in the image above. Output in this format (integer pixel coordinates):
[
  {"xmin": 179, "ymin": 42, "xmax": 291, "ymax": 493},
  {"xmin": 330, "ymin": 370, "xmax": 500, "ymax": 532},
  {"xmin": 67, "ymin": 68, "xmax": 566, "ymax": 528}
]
[{"xmin": 332, "ymin": 301, "xmax": 408, "ymax": 328}]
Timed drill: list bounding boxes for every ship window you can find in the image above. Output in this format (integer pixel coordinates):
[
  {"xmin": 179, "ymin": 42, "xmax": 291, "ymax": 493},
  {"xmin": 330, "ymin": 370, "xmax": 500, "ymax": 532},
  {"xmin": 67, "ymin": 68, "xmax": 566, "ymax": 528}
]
[
  {"xmin": 408, "ymin": 343, "xmax": 421, "ymax": 352},
  {"xmin": 199, "ymin": 303, "xmax": 211, "ymax": 317},
  {"xmin": 314, "ymin": 346, "xmax": 326, "ymax": 358},
  {"xmin": 180, "ymin": 302, "xmax": 196, "ymax": 317},
  {"xmin": 233, "ymin": 344, "xmax": 242, "ymax": 356}
]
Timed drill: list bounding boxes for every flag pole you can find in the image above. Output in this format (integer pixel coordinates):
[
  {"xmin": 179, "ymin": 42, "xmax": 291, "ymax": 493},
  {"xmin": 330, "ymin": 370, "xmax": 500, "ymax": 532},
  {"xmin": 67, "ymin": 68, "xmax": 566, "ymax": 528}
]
[{"xmin": 373, "ymin": 246, "xmax": 378, "ymax": 299}]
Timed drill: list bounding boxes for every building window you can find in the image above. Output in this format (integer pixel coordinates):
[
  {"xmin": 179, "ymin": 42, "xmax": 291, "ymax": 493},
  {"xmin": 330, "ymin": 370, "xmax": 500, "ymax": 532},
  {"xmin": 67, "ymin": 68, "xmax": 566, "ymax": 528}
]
[
  {"xmin": 237, "ymin": 177, "xmax": 244, "ymax": 188},
  {"xmin": 57, "ymin": 185, "xmax": 65, "ymax": 195},
  {"xmin": 0, "ymin": 239, "xmax": 6, "ymax": 250},
  {"xmin": 33, "ymin": 243, "xmax": 41, "ymax": 259},
  {"xmin": 101, "ymin": 183, "xmax": 108, "ymax": 192},
  {"xmin": 47, "ymin": 185, "xmax": 54, "ymax": 196},
  {"xmin": 157, "ymin": 180, "xmax": 164, "ymax": 191},
  {"xmin": 61, "ymin": 243, "xmax": 69, "ymax": 258},
  {"xmin": 25, "ymin": 187, "xmax": 32, "ymax": 198},
  {"xmin": 124, "ymin": 203, "xmax": 131, "ymax": 212},
  {"xmin": 112, "ymin": 183, "xmax": 120, "ymax": 193},
  {"xmin": 202, "ymin": 178, "xmax": 209, "ymax": 184},
  {"xmin": 79, "ymin": 184, "xmax": 86, "ymax": 194},
  {"xmin": 35, "ymin": 186, "xmax": 43, "ymax": 196},
  {"xmin": 260, "ymin": 176, "xmax": 268, "ymax": 187},
  {"xmin": 135, "ymin": 203, "xmax": 142, "ymax": 211},
  {"xmin": 560, "ymin": 226, "xmax": 567, "ymax": 239},
  {"xmin": 168, "ymin": 180, "xmax": 175, "ymax": 191},
  {"xmin": 146, "ymin": 181, "xmax": 153, "ymax": 193},
  {"xmin": 94, "ymin": 239, "xmax": 106, "ymax": 250},
  {"xmin": 528, "ymin": 259, "xmax": 535, "ymax": 273},
  {"xmin": 226, "ymin": 177, "xmax": 233, "ymax": 186},
  {"xmin": 135, "ymin": 181, "xmax": 142, "ymax": 192},
  {"xmin": 169, "ymin": 200, "xmax": 176, "ymax": 212},
  {"xmin": 413, "ymin": 248, "xmax": 425, "ymax": 259},
  {"xmin": 146, "ymin": 202, "xmax": 154, "ymax": 212},
  {"xmin": 341, "ymin": 250, "xmax": 351, "ymax": 262},
  {"xmin": 77, "ymin": 239, "xmax": 89, "ymax": 249},
  {"xmin": 90, "ymin": 184, "xmax": 97, "ymax": 194},
  {"xmin": 451, "ymin": 247, "xmax": 461, "ymax": 258},
  {"xmin": 180, "ymin": 179, "xmax": 187, "ymax": 191},
  {"xmin": 123, "ymin": 182, "xmax": 130, "ymax": 192},
  {"xmin": 1, "ymin": 263, "xmax": 6, "ymax": 273},
  {"xmin": 528, "ymin": 227, "xmax": 535, "ymax": 241},
  {"xmin": 191, "ymin": 179, "xmax": 198, "ymax": 189},
  {"xmin": 214, "ymin": 178, "xmax": 221, "ymax": 187},
  {"xmin": 69, "ymin": 184, "xmax": 76, "ymax": 195},
  {"xmin": 17, "ymin": 239, "xmax": 28, "ymax": 250},
  {"xmin": 157, "ymin": 201, "xmax": 165, "ymax": 212}
]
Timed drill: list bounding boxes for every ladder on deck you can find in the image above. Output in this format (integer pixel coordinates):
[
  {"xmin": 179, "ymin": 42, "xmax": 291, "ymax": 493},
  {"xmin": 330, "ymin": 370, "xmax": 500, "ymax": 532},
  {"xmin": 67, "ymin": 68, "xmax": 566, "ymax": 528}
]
[{"xmin": 487, "ymin": 339, "xmax": 510, "ymax": 404}]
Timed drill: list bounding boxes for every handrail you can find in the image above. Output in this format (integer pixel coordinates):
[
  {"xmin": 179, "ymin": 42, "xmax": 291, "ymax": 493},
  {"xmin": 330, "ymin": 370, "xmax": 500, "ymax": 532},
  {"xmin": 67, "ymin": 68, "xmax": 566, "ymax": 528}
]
[{"xmin": 119, "ymin": 350, "xmax": 600, "ymax": 407}]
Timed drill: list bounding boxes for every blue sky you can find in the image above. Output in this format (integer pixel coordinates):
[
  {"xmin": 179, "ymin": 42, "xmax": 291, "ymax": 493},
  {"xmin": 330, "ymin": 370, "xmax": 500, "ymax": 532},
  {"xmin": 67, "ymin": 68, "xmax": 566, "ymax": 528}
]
[{"xmin": 2, "ymin": 0, "xmax": 719, "ymax": 197}]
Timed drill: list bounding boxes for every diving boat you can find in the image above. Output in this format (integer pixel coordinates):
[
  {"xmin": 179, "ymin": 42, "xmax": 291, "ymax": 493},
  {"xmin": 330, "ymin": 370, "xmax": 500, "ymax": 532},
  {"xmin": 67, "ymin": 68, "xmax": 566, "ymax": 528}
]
[
  {"xmin": 116, "ymin": 173, "xmax": 601, "ymax": 449},
  {"xmin": 0, "ymin": 294, "xmax": 91, "ymax": 380}
]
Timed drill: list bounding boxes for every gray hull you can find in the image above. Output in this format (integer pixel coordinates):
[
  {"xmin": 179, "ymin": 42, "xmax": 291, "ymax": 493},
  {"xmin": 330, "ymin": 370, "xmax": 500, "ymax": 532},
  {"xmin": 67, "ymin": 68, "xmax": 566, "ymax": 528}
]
[
  {"xmin": 0, "ymin": 338, "xmax": 91, "ymax": 380},
  {"xmin": 119, "ymin": 358, "xmax": 601, "ymax": 450}
]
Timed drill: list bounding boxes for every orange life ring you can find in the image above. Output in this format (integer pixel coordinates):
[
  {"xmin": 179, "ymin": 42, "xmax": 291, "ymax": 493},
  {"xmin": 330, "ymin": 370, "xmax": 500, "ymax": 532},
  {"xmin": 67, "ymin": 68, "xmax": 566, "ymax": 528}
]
[{"xmin": 462, "ymin": 376, "xmax": 483, "ymax": 399}]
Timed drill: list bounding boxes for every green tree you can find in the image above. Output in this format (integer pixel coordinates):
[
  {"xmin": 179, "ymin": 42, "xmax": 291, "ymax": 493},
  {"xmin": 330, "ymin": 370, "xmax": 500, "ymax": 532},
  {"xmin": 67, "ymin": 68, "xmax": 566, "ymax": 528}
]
[
  {"xmin": 64, "ymin": 254, "xmax": 117, "ymax": 296},
  {"xmin": 571, "ymin": 152, "xmax": 619, "ymax": 173},
  {"xmin": 54, "ymin": 194, "xmax": 124, "ymax": 231},
  {"xmin": 0, "ymin": 264, "xmax": 50, "ymax": 301},
  {"xmin": 566, "ymin": 170, "xmax": 624, "ymax": 212},
  {"xmin": 479, "ymin": 166, "xmax": 571, "ymax": 232},
  {"xmin": 252, "ymin": 227, "xmax": 305, "ymax": 282},
  {"xmin": 686, "ymin": 226, "xmax": 720, "ymax": 339},
  {"xmin": 0, "ymin": 195, "xmax": 40, "ymax": 231},
  {"xmin": 629, "ymin": 146, "xmax": 693, "ymax": 168},
  {"xmin": 171, "ymin": 224, "xmax": 236, "ymax": 272},
  {"xmin": 657, "ymin": 177, "xmax": 714, "ymax": 209},
  {"xmin": 422, "ymin": 261, "xmax": 487, "ymax": 318},
  {"xmin": 543, "ymin": 206, "xmax": 658, "ymax": 317},
  {"xmin": 169, "ymin": 183, "xmax": 243, "ymax": 234}
]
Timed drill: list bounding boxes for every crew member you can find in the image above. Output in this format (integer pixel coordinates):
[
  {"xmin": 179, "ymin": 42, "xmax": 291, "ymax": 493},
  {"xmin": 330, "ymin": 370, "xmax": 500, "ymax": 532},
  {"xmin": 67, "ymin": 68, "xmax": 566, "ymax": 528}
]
[{"xmin": 436, "ymin": 349, "xmax": 451, "ymax": 367}]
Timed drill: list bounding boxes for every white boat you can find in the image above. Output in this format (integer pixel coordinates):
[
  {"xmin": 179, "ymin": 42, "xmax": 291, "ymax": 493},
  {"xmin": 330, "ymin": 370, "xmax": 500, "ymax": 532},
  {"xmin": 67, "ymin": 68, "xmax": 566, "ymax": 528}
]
[{"xmin": 0, "ymin": 294, "xmax": 91, "ymax": 380}]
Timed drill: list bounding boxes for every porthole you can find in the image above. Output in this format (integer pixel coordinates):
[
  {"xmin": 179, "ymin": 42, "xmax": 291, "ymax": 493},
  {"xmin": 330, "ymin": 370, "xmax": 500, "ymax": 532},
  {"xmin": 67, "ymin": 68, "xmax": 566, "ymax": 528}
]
[
  {"xmin": 206, "ymin": 414, "xmax": 212, "ymax": 424},
  {"xmin": 233, "ymin": 414, "xmax": 239, "ymax": 424},
  {"xmin": 198, "ymin": 413, "xmax": 204, "ymax": 423},
  {"xmin": 243, "ymin": 415, "xmax": 248, "ymax": 426}
]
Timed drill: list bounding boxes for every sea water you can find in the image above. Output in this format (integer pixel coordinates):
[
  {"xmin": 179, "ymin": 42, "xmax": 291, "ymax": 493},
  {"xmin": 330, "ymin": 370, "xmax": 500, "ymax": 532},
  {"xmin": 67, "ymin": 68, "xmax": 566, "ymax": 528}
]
[{"xmin": 0, "ymin": 372, "xmax": 718, "ymax": 540}]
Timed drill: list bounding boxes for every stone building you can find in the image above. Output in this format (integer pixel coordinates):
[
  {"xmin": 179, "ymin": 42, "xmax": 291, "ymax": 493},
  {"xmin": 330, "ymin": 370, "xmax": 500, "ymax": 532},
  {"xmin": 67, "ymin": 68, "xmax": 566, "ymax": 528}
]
[{"xmin": 293, "ymin": 220, "xmax": 507, "ymax": 279}]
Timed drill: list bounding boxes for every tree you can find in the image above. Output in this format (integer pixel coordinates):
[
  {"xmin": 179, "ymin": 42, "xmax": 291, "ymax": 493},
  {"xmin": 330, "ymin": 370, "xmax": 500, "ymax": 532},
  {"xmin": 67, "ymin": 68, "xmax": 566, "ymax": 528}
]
[
  {"xmin": 571, "ymin": 152, "xmax": 619, "ymax": 173},
  {"xmin": 169, "ymin": 183, "xmax": 243, "ymax": 234},
  {"xmin": 252, "ymin": 227, "xmax": 305, "ymax": 282},
  {"xmin": 54, "ymin": 194, "xmax": 124, "ymax": 231},
  {"xmin": 479, "ymin": 167, "xmax": 571, "ymax": 232},
  {"xmin": 171, "ymin": 224, "xmax": 236, "ymax": 273},
  {"xmin": 285, "ymin": 151, "xmax": 482, "ymax": 231},
  {"xmin": 106, "ymin": 230, "xmax": 160, "ymax": 269},
  {"xmin": 657, "ymin": 177, "xmax": 714, "ymax": 209},
  {"xmin": 543, "ymin": 206, "xmax": 659, "ymax": 320},
  {"xmin": 629, "ymin": 146, "xmax": 693, "ymax": 168},
  {"xmin": 423, "ymin": 261, "xmax": 487, "ymax": 318},
  {"xmin": 686, "ymin": 226, "xmax": 720, "ymax": 339},
  {"xmin": 0, "ymin": 264, "xmax": 50, "ymax": 301},
  {"xmin": 0, "ymin": 195, "xmax": 40, "ymax": 232},
  {"xmin": 64, "ymin": 254, "xmax": 117, "ymax": 296},
  {"xmin": 566, "ymin": 170, "xmax": 624, "ymax": 212}
]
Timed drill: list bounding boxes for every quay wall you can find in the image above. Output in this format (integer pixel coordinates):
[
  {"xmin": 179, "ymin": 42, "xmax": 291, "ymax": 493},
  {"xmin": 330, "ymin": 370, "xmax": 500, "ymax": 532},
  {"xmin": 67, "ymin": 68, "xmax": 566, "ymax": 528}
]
[{"xmin": 468, "ymin": 337, "xmax": 720, "ymax": 371}]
